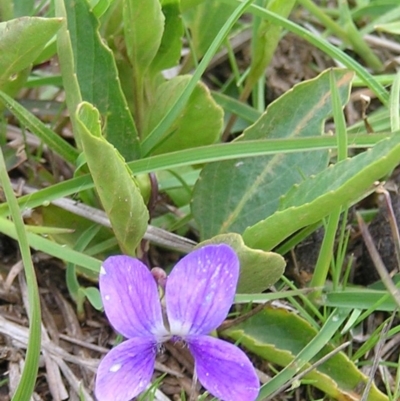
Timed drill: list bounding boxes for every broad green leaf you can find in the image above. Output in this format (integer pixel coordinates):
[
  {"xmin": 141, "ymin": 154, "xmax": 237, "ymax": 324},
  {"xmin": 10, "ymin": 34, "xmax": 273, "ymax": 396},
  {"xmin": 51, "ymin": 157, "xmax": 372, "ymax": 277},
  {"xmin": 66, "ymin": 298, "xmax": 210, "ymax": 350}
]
[
  {"xmin": 123, "ymin": 0, "xmax": 164, "ymax": 76},
  {"xmin": 192, "ymin": 69, "xmax": 353, "ymax": 240},
  {"xmin": 54, "ymin": 0, "xmax": 83, "ymax": 148},
  {"xmin": 0, "ymin": 17, "xmax": 62, "ymax": 92},
  {"xmin": 150, "ymin": 0, "xmax": 183, "ymax": 73},
  {"xmin": 225, "ymin": 307, "xmax": 388, "ymax": 401},
  {"xmin": 13, "ymin": 0, "xmax": 35, "ymax": 17},
  {"xmin": 140, "ymin": 0, "xmax": 254, "ymax": 155},
  {"xmin": 0, "ymin": 68, "xmax": 30, "ymax": 102},
  {"xmin": 90, "ymin": 0, "xmax": 113, "ymax": 18},
  {"xmin": 76, "ymin": 102, "xmax": 149, "ymax": 255},
  {"xmin": 180, "ymin": 0, "xmax": 205, "ymax": 12},
  {"xmin": 243, "ymin": 134, "xmax": 400, "ymax": 251},
  {"xmin": 82, "ymin": 287, "xmax": 103, "ymax": 310},
  {"xmin": 143, "ymin": 75, "xmax": 223, "ymax": 155},
  {"xmin": 198, "ymin": 233, "xmax": 285, "ymax": 293},
  {"xmin": 375, "ymin": 21, "xmax": 400, "ymax": 34},
  {"xmin": 62, "ymin": 0, "xmax": 140, "ymax": 160},
  {"xmin": 184, "ymin": 0, "xmax": 235, "ymax": 62},
  {"xmin": 0, "ymin": 1, "xmax": 13, "ymax": 21}
]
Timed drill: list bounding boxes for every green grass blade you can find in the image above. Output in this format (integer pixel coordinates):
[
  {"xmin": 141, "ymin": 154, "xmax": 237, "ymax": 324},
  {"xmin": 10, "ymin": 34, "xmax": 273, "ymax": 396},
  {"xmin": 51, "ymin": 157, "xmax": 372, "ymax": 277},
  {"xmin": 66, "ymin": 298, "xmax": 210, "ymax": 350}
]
[
  {"xmin": 0, "ymin": 90, "xmax": 79, "ymax": 164},
  {"xmin": 222, "ymin": 0, "xmax": 389, "ymax": 105},
  {"xmin": 0, "ymin": 216, "xmax": 101, "ymax": 275},
  {"xmin": 54, "ymin": 0, "xmax": 83, "ymax": 149},
  {"xmin": 309, "ymin": 70, "xmax": 350, "ymax": 301},
  {"xmin": 255, "ymin": 308, "xmax": 350, "ymax": 399},
  {"xmin": 390, "ymin": 71, "xmax": 400, "ymax": 132},
  {"xmin": 0, "ymin": 149, "xmax": 41, "ymax": 401},
  {"xmin": 140, "ymin": 0, "xmax": 255, "ymax": 155},
  {"xmin": 0, "ymin": 133, "xmax": 393, "ymax": 218}
]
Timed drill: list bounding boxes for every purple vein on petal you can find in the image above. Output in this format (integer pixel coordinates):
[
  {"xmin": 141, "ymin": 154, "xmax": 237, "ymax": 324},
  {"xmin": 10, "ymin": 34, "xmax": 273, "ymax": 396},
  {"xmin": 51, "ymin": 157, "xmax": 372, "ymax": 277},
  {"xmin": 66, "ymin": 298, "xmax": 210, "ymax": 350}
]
[
  {"xmin": 100, "ymin": 256, "xmax": 166, "ymax": 338},
  {"xmin": 188, "ymin": 335, "xmax": 259, "ymax": 401},
  {"xmin": 166, "ymin": 244, "xmax": 239, "ymax": 336},
  {"xmin": 95, "ymin": 337, "xmax": 157, "ymax": 401}
]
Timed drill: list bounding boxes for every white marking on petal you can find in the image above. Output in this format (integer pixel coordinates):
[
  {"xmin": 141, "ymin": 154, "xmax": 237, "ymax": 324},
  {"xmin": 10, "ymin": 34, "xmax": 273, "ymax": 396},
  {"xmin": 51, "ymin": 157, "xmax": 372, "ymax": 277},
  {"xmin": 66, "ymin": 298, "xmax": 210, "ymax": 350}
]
[
  {"xmin": 109, "ymin": 363, "xmax": 122, "ymax": 372},
  {"xmin": 104, "ymin": 295, "xmax": 110, "ymax": 301},
  {"xmin": 100, "ymin": 265, "xmax": 106, "ymax": 275}
]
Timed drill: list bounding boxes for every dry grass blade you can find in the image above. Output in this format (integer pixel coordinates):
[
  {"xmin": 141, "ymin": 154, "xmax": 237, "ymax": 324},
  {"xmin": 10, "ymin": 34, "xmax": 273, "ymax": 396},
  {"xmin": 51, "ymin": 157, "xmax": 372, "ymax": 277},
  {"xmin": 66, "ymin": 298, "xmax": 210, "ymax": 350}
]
[
  {"xmin": 360, "ymin": 313, "xmax": 395, "ymax": 401},
  {"xmin": 14, "ymin": 182, "xmax": 197, "ymax": 253}
]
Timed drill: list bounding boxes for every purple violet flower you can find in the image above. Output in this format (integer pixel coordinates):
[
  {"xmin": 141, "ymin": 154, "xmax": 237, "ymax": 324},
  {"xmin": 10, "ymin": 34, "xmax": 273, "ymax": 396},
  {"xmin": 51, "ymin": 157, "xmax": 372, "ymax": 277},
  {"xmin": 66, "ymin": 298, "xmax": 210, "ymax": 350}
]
[{"xmin": 95, "ymin": 244, "xmax": 259, "ymax": 401}]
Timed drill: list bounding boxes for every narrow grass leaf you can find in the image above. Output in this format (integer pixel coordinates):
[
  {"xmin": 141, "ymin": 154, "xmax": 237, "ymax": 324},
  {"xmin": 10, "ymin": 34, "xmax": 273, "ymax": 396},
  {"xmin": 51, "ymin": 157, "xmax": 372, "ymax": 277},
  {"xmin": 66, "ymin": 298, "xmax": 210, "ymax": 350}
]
[
  {"xmin": 390, "ymin": 71, "xmax": 400, "ymax": 132},
  {"xmin": 0, "ymin": 133, "xmax": 392, "ymax": 220},
  {"xmin": 0, "ymin": 149, "xmax": 41, "ymax": 401},
  {"xmin": 221, "ymin": 0, "xmax": 389, "ymax": 106},
  {"xmin": 0, "ymin": 90, "xmax": 79, "ymax": 164},
  {"xmin": 246, "ymin": 0, "xmax": 296, "ymax": 89},
  {"xmin": 0, "ymin": 216, "xmax": 101, "ymax": 276},
  {"xmin": 225, "ymin": 307, "xmax": 387, "ymax": 401}
]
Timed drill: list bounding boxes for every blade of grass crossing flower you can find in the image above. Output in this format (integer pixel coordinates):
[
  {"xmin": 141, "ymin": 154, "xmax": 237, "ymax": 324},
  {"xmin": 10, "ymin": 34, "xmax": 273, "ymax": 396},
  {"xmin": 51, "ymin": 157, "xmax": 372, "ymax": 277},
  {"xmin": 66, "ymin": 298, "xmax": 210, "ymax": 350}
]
[
  {"xmin": 140, "ymin": 0, "xmax": 255, "ymax": 156},
  {"xmin": 0, "ymin": 149, "xmax": 41, "ymax": 401},
  {"xmin": 390, "ymin": 71, "xmax": 400, "ymax": 132},
  {"xmin": 220, "ymin": 0, "xmax": 389, "ymax": 106}
]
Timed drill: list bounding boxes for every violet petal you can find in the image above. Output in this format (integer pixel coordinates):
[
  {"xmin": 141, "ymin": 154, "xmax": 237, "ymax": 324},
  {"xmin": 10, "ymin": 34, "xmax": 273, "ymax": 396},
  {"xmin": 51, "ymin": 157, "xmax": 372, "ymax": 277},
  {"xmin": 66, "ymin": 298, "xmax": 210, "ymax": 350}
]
[
  {"xmin": 166, "ymin": 244, "xmax": 239, "ymax": 335},
  {"xmin": 188, "ymin": 335, "xmax": 259, "ymax": 401},
  {"xmin": 95, "ymin": 337, "xmax": 157, "ymax": 401},
  {"xmin": 100, "ymin": 256, "xmax": 166, "ymax": 338}
]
